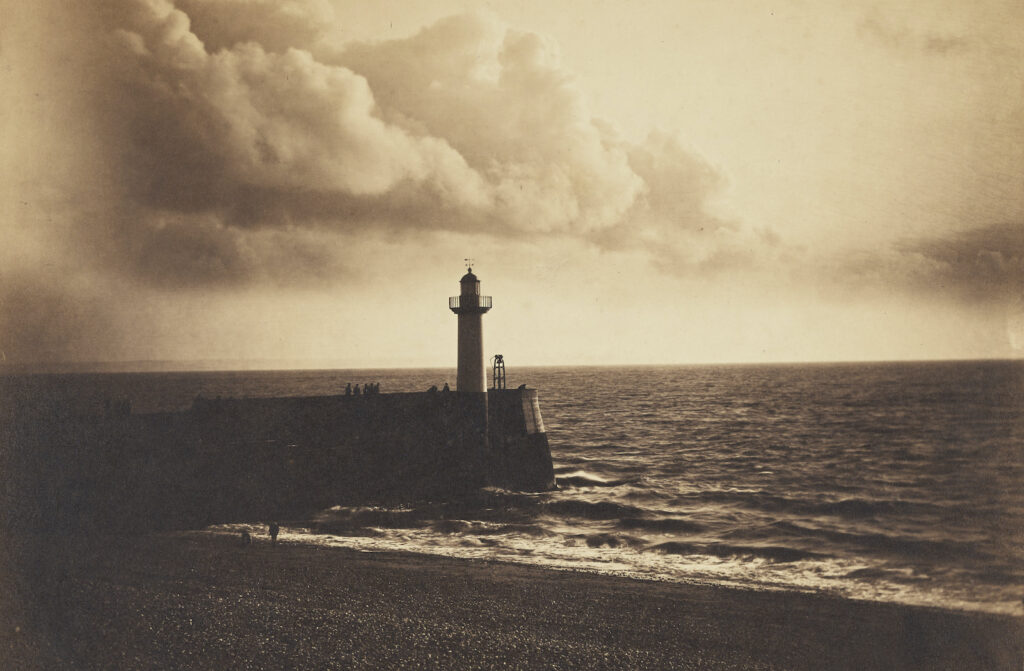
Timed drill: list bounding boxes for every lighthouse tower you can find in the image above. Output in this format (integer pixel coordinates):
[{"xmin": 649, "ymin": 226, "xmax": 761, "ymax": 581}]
[{"xmin": 449, "ymin": 266, "xmax": 492, "ymax": 392}]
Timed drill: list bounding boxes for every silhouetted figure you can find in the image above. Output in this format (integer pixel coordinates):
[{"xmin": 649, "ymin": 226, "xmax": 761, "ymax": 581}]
[
  {"xmin": 353, "ymin": 385, "xmax": 361, "ymax": 396},
  {"xmin": 345, "ymin": 383, "xmax": 352, "ymax": 395},
  {"xmin": 428, "ymin": 385, "xmax": 438, "ymax": 393},
  {"xmin": 363, "ymin": 383, "xmax": 369, "ymax": 395},
  {"xmin": 269, "ymin": 522, "xmax": 279, "ymax": 545},
  {"xmin": 442, "ymin": 382, "xmax": 450, "ymax": 392},
  {"xmin": 241, "ymin": 530, "xmax": 252, "ymax": 546}
]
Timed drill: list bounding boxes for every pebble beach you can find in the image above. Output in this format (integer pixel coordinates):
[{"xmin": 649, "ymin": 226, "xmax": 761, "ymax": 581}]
[{"xmin": 2, "ymin": 532, "xmax": 1020, "ymax": 670}]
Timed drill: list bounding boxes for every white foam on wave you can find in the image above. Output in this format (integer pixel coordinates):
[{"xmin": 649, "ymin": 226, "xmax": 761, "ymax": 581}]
[{"xmin": 201, "ymin": 523, "xmax": 1024, "ymax": 617}]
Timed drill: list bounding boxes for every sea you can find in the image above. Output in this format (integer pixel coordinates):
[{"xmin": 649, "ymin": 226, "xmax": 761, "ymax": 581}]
[{"xmin": 5, "ymin": 360, "xmax": 1023, "ymax": 615}]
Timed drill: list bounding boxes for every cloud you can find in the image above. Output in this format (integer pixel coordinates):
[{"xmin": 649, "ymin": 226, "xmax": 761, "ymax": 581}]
[
  {"xmin": 105, "ymin": 5, "xmax": 487, "ymax": 209},
  {"xmin": 65, "ymin": 2, "xmax": 747, "ymax": 289},
  {"xmin": 106, "ymin": 209, "xmax": 351, "ymax": 288},
  {"xmin": 895, "ymin": 222, "xmax": 1024, "ymax": 301},
  {"xmin": 610, "ymin": 130, "xmax": 747, "ymax": 274},
  {"xmin": 173, "ymin": 0, "xmax": 335, "ymax": 54},
  {"xmin": 838, "ymin": 222, "xmax": 1024, "ymax": 305},
  {"xmin": 334, "ymin": 13, "xmax": 645, "ymax": 236},
  {"xmin": 2, "ymin": 0, "xmax": 773, "ymax": 363}
]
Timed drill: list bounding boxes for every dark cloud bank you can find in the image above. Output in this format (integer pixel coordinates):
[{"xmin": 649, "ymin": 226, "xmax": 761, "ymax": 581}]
[{"xmin": 894, "ymin": 222, "xmax": 1024, "ymax": 302}]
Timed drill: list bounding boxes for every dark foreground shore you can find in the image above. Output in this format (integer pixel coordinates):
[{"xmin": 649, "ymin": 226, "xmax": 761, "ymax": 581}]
[{"xmin": 2, "ymin": 533, "xmax": 1020, "ymax": 670}]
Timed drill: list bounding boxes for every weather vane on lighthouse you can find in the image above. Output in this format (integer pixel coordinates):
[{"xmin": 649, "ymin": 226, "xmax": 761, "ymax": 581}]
[{"xmin": 464, "ymin": 258, "xmax": 475, "ymax": 272}]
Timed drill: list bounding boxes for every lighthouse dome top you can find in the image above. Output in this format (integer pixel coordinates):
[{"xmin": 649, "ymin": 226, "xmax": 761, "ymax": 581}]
[
  {"xmin": 450, "ymin": 267, "xmax": 491, "ymax": 312},
  {"xmin": 459, "ymin": 268, "xmax": 481, "ymax": 296}
]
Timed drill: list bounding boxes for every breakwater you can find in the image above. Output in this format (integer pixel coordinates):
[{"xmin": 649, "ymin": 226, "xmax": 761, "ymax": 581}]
[{"xmin": 1, "ymin": 385, "xmax": 554, "ymax": 532}]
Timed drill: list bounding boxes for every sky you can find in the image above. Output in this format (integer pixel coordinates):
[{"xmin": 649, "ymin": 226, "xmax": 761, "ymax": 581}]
[{"xmin": 1, "ymin": 0, "xmax": 1022, "ymax": 369}]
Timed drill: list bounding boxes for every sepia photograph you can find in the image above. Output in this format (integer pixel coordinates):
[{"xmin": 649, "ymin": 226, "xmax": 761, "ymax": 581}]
[{"xmin": 1, "ymin": 0, "xmax": 1022, "ymax": 668}]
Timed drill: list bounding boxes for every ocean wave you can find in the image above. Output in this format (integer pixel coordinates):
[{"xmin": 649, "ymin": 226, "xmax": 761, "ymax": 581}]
[
  {"xmin": 616, "ymin": 516, "xmax": 706, "ymax": 534},
  {"xmin": 649, "ymin": 541, "xmax": 827, "ymax": 563},
  {"xmin": 312, "ymin": 524, "xmax": 387, "ymax": 537},
  {"xmin": 830, "ymin": 531, "xmax": 995, "ymax": 562},
  {"xmin": 673, "ymin": 489, "xmax": 797, "ymax": 513},
  {"xmin": 970, "ymin": 567, "xmax": 1024, "ymax": 586},
  {"xmin": 582, "ymin": 532, "xmax": 646, "ymax": 549},
  {"xmin": 842, "ymin": 567, "xmax": 932, "ymax": 583},
  {"xmin": 804, "ymin": 498, "xmax": 947, "ymax": 519},
  {"xmin": 543, "ymin": 499, "xmax": 647, "ymax": 520},
  {"xmin": 428, "ymin": 520, "xmax": 554, "ymax": 538},
  {"xmin": 492, "ymin": 523, "xmax": 553, "ymax": 537},
  {"xmin": 674, "ymin": 489, "xmax": 951, "ymax": 522},
  {"xmin": 314, "ymin": 507, "xmax": 428, "ymax": 530},
  {"xmin": 556, "ymin": 470, "xmax": 633, "ymax": 488},
  {"xmin": 727, "ymin": 519, "xmax": 997, "ymax": 562},
  {"xmin": 430, "ymin": 519, "xmax": 477, "ymax": 534}
]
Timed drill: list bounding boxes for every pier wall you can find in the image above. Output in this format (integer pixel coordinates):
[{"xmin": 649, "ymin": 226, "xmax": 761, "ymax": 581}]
[
  {"xmin": 1, "ymin": 388, "xmax": 555, "ymax": 532},
  {"xmin": 488, "ymin": 389, "xmax": 556, "ymax": 491}
]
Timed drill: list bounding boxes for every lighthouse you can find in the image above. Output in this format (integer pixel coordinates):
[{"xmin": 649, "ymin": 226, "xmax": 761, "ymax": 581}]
[{"xmin": 449, "ymin": 266, "xmax": 492, "ymax": 392}]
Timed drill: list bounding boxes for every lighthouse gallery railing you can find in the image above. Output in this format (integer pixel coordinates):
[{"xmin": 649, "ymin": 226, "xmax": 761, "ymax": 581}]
[{"xmin": 449, "ymin": 295, "xmax": 492, "ymax": 310}]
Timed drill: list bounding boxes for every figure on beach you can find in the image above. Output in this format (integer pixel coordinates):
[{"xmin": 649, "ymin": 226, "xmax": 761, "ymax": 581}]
[
  {"xmin": 240, "ymin": 530, "xmax": 252, "ymax": 546},
  {"xmin": 269, "ymin": 522, "xmax": 279, "ymax": 545}
]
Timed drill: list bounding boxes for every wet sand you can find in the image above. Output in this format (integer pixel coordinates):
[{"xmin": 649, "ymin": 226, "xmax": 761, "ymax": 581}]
[{"xmin": 2, "ymin": 532, "xmax": 1021, "ymax": 670}]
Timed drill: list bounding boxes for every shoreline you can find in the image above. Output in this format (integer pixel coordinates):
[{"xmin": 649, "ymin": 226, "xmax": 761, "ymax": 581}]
[
  {"xmin": 220, "ymin": 524, "xmax": 1024, "ymax": 619},
  {"xmin": 3, "ymin": 532, "xmax": 1021, "ymax": 669}
]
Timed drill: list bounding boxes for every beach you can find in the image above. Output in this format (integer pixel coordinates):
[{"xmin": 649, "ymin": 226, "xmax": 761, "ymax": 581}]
[{"xmin": 2, "ymin": 532, "xmax": 1020, "ymax": 670}]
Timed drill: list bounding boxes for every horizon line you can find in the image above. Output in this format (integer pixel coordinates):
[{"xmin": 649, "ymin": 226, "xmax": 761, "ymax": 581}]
[{"xmin": 1, "ymin": 355, "xmax": 1021, "ymax": 376}]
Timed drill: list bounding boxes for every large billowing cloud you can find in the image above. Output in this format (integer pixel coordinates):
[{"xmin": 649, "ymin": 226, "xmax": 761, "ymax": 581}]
[
  {"xmin": 2, "ymin": 0, "xmax": 741, "ymax": 363},
  {"xmin": 79, "ymin": 1, "xmax": 739, "ymax": 289}
]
